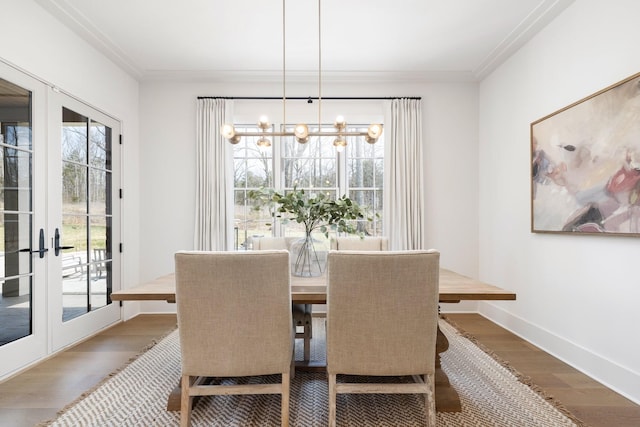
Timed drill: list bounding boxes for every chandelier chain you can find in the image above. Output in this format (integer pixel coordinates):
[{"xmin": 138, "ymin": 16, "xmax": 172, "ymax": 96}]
[{"xmin": 318, "ymin": 0, "xmax": 321, "ymax": 131}]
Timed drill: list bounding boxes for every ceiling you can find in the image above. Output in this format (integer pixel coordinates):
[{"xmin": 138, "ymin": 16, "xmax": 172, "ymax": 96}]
[{"xmin": 35, "ymin": 0, "xmax": 574, "ymax": 83}]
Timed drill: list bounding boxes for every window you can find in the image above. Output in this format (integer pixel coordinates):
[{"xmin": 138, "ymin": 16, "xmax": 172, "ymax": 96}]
[
  {"xmin": 233, "ymin": 124, "xmax": 274, "ymax": 249},
  {"xmin": 233, "ymin": 122, "xmax": 383, "ymax": 250}
]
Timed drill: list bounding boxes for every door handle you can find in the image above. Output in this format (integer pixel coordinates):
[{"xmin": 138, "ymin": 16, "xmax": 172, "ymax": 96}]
[
  {"xmin": 54, "ymin": 228, "xmax": 74, "ymax": 256},
  {"xmin": 19, "ymin": 229, "xmax": 49, "ymax": 259}
]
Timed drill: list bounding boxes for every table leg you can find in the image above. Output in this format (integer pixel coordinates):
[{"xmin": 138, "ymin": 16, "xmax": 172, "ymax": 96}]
[
  {"xmin": 435, "ymin": 325, "xmax": 462, "ymax": 412},
  {"xmin": 166, "ymin": 384, "xmax": 181, "ymax": 411}
]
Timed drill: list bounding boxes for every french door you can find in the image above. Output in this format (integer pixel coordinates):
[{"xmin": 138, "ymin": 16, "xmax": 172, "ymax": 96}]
[
  {"xmin": 0, "ymin": 64, "xmax": 48, "ymax": 377},
  {"xmin": 0, "ymin": 63, "xmax": 121, "ymax": 379},
  {"xmin": 47, "ymin": 90, "xmax": 121, "ymax": 351}
]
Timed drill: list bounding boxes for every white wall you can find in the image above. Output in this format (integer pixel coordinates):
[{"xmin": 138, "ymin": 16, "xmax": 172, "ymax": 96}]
[
  {"xmin": 0, "ymin": 0, "xmax": 141, "ymax": 319},
  {"xmin": 478, "ymin": 0, "xmax": 640, "ymax": 404},
  {"xmin": 138, "ymin": 78, "xmax": 479, "ymax": 313}
]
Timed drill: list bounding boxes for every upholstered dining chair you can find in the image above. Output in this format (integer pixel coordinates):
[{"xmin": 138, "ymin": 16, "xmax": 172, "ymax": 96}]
[
  {"xmin": 254, "ymin": 236, "xmax": 314, "ymax": 363},
  {"xmin": 174, "ymin": 250, "xmax": 293, "ymax": 427},
  {"xmin": 330, "ymin": 235, "xmax": 389, "ymax": 251},
  {"xmin": 326, "ymin": 250, "xmax": 440, "ymax": 427}
]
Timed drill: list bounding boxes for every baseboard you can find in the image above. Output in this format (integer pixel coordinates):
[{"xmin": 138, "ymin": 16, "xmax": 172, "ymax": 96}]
[{"xmin": 479, "ymin": 302, "xmax": 640, "ymax": 406}]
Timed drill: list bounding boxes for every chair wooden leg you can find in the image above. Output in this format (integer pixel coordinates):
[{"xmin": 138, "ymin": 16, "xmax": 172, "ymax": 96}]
[
  {"xmin": 328, "ymin": 373, "xmax": 337, "ymax": 427},
  {"xmin": 180, "ymin": 374, "xmax": 193, "ymax": 427},
  {"xmin": 425, "ymin": 373, "xmax": 436, "ymax": 427},
  {"xmin": 281, "ymin": 372, "xmax": 290, "ymax": 426}
]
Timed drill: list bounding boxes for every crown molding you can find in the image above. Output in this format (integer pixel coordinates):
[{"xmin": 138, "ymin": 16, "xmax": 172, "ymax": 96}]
[
  {"xmin": 36, "ymin": 0, "xmax": 574, "ymax": 85},
  {"xmin": 34, "ymin": 0, "xmax": 144, "ymax": 80},
  {"xmin": 141, "ymin": 69, "xmax": 478, "ymax": 84},
  {"xmin": 473, "ymin": 0, "xmax": 575, "ymax": 80}
]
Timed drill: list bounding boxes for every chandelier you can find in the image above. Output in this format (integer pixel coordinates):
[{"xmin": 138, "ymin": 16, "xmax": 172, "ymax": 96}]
[{"xmin": 220, "ymin": 0, "xmax": 383, "ymax": 151}]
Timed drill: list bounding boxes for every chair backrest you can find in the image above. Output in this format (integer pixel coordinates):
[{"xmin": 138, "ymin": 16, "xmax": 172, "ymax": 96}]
[
  {"xmin": 175, "ymin": 250, "xmax": 293, "ymax": 377},
  {"xmin": 326, "ymin": 250, "xmax": 440, "ymax": 376},
  {"xmin": 330, "ymin": 236, "xmax": 389, "ymax": 251},
  {"xmin": 253, "ymin": 237, "xmax": 298, "ymax": 251}
]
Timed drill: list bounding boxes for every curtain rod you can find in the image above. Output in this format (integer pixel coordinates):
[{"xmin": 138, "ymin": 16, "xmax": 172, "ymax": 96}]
[{"xmin": 197, "ymin": 96, "xmax": 421, "ymax": 101}]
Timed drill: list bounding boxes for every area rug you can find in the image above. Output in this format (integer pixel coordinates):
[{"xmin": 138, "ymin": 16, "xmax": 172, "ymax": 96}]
[{"xmin": 43, "ymin": 318, "xmax": 587, "ymax": 426}]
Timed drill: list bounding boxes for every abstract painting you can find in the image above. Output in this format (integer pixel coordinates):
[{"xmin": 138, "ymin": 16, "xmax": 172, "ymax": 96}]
[{"xmin": 531, "ymin": 72, "xmax": 640, "ymax": 236}]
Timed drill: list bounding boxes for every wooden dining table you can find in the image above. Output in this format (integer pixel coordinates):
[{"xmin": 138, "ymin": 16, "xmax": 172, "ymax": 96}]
[
  {"xmin": 111, "ymin": 268, "xmax": 515, "ymax": 304},
  {"xmin": 111, "ymin": 268, "xmax": 515, "ymax": 412}
]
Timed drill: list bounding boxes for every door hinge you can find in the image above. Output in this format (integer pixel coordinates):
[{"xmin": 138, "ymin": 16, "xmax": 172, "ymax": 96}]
[
  {"xmin": 119, "ymin": 134, "xmax": 123, "ymax": 145},
  {"xmin": 119, "ymin": 188, "xmax": 123, "ymax": 199},
  {"xmin": 119, "ymin": 243, "xmax": 123, "ymax": 253}
]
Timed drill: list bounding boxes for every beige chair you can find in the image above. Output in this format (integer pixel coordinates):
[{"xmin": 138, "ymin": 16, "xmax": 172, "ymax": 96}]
[
  {"xmin": 254, "ymin": 236, "xmax": 314, "ymax": 362},
  {"xmin": 326, "ymin": 250, "xmax": 440, "ymax": 427},
  {"xmin": 175, "ymin": 250, "xmax": 293, "ymax": 427},
  {"xmin": 330, "ymin": 236, "xmax": 389, "ymax": 251}
]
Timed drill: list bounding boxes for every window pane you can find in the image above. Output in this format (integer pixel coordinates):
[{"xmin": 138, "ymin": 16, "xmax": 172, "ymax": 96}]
[
  {"xmin": 62, "ymin": 108, "xmax": 88, "ymax": 163},
  {"xmin": 245, "ymin": 158, "xmax": 271, "ymax": 187},
  {"xmin": 0, "ymin": 213, "xmax": 33, "ymax": 276},
  {"xmin": 89, "ymin": 169, "xmax": 107, "ymax": 214},
  {"xmin": 62, "ymin": 162, "xmax": 87, "ymax": 206},
  {"xmin": 346, "ymin": 130, "xmax": 384, "ymax": 236},
  {"xmin": 89, "ymin": 120, "xmax": 111, "ymax": 171},
  {"xmin": 234, "ymin": 159, "xmax": 247, "ymax": 188},
  {"xmin": 0, "ymin": 144, "xmax": 31, "ymax": 212}
]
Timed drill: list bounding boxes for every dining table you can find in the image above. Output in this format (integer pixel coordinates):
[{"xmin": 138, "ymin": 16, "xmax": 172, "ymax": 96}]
[{"xmin": 111, "ymin": 268, "xmax": 516, "ymax": 412}]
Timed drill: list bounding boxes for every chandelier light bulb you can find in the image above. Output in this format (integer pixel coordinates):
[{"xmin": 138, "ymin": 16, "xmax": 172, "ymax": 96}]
[
  {"xmin": 366, "ymin": 123, "xmax": 383, "ymax": 144},
  {"xmin": 221, "ymin": 123, "xmax": 241, "ymax": 144},
  {"xmin": 294, "ymin": 123, "xmax": 310, "ymax": 143},
  {"xmin": 368, "ymin": 123, "xmax": 382, "ymax": 138},
  {"xmin": 256, "ymin": 137, "xmax": 271, "ymax": 149},
  {"xmin": 333, "ymin": 137, "xmax": 347, "ymax": 152},
  {"xmin": 221, "ymin": 123, "xmax": 236, "ymax": 139},
  {"xmin": 258, "ymin": 116, "xmax": 270, "ymax": 129}
]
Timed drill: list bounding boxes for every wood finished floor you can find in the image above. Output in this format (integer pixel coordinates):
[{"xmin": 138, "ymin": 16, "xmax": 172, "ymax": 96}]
[
  {"xmin": 0, "ymin": 313, "xmax": 638, "ymax": 426},
  {"xmin": 445, "ymin": 313, "xmax": 640, "ymax": 427},
  {"xmin": 0, "ymin": 314, "xmax": 178, "ymax": 427}
]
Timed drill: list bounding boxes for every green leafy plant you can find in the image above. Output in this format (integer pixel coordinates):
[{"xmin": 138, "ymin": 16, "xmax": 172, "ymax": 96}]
[{"xmin": 248, "ymin": 187, "xmax": 368, "ymax": 238}]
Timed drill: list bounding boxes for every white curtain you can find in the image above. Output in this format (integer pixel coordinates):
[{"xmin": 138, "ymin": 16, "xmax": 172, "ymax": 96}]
[
  {"xmin": 194, "ymin": 98, "xmax": 234, "ymax": 250},
  {"xmin": 383, "ymin": 98, "xmax": 426, "ymax": 250}
]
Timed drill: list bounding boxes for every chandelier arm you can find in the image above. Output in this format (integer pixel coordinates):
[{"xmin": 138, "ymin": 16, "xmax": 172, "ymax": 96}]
[{"xmin": 230, "ymin": 131, "xmax": 370, "ymax": 137}]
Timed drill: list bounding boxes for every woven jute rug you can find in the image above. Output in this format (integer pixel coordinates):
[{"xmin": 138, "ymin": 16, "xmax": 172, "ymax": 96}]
[{"xmin": 42, "ymin": 318, "xmax": 587, "ymax": 426}]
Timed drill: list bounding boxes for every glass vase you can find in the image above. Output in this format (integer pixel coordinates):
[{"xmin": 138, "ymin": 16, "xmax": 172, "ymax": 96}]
[{"xmin": 290, "ymin": 234, "xmax": 325, "ymax": 277}]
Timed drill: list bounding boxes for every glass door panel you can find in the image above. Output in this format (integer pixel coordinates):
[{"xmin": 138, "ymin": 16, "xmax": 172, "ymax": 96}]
[
  {"xmin": 61, "ymin": 108, "xmax": 90, "ymax": 321},
  {"xmin": 59, "ymin": 106, "xmax": 116, "ymax": 321},
  {"xmin": 0, "ymin": 68, "xmax": 48, "ymax": 380},
  {"xmin": 0, "ymin": 85, "xmax": 34, "ymax": 344},
  {"xmin": 50, "ymin": 90, "xmax": 120, "ymax": 352}
]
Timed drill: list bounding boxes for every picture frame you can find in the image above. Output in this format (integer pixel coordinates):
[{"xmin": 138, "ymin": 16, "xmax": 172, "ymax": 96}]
[{"xmin": 531, "ymin": 72, "xmax": 640, "ymax": 236}]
